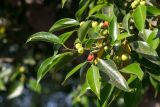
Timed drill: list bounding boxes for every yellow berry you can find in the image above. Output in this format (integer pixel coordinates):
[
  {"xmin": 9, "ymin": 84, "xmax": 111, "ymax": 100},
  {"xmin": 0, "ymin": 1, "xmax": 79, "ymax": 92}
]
[
  {"xmin": 75, "ymin": 43, "xmax": 82, "ymax": 49},
  {"xmin": 92, "ymin": 21, "xmax": 98, "ymax": 28},
  {"xmin": 80, "ymin": 21, "xmax": 85, "ymax": 26},
  {"xmin": 98, "ymin": 22, "xmax": 103, "ymax": 28},
  {"xmin": 140, "ymin": 1, "xmax": 145, "ymax": 5},
  {"xmin": 0, "ymin": 26, "xmax": 5, "ymax": 34},
  {"xmin": 19, "ymin": 66, "xmax": 25, "ymax": 73},
  {"xmin": 121, "ymin": 54, "xmax": 128, "ymax": 61},
  {"xmin": 131, "ymin": 2, "xmax": 136, "ymax": 8},
  {"xmin": 78, "ymin": 47, "xmax": 84, "ymax": 54},
  {"xmin": 134, "ymin": 0, "xmax": 139, "ymax": 5},
  {"xmin": 104, "ymin": 46, "xmax": 108, "ymax": 51}
]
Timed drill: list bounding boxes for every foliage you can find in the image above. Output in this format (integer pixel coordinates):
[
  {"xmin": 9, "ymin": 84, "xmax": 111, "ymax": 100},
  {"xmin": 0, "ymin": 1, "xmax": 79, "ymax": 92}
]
[{"xmin": 27, "ymin": 0, "xmax": 160, "ymax": 106}]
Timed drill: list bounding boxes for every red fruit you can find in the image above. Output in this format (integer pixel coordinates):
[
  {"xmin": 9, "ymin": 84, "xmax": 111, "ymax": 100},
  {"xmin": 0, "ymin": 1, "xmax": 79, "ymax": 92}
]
[
  {"xmin": 87, "ymin": 54, "xmax": 94, "ymax": 61},
  {"xmin": 103, "ymin": 21, "xmax": 109, "ymax": 28}
]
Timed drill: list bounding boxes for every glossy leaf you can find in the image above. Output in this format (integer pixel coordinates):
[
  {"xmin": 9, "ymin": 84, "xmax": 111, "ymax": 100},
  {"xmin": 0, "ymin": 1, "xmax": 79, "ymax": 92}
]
[
  {"xmin": 62, "ymin": 0, "xmax": 67, "ymax": 8},
  {"xmin": 49, "ymin": 18, "xmax": 79, "ymax": 32},
  {"xmin": 0, "ymin": 79, "xmax": 6, "ymax": 91},
  {"xmin": 37, "ymin": 52, "xmax": 72, "ymax": 83},
  {"xmin": 130, "ymin": 41, "xmax": 160, "ymax": 66},
  {"xmin": 122, "ymin": 13, "xmax": 131, "ymax": 33},
  {"xmin": 86, "ymin": 65, "xmax": 101, "ymax": 99},
  {"xmin": 75, "ymin": 0, "xmax": 90, "ymax": 20},
  {"xmin": 59, "ymin": 31, "xmax": 75, "ymax": 43},
  {"xmin": 28, "ymin": 78, "xmax": 41, "ymax": 93},
  {"xmin": 89, "ymin": 3, "xmax": 107, "ymax": 16},
  {"xmin": 133, "ymin": 5, "xmax": 146, "ymax": 31},
  {"xmin": 27, "ymin": 32, "xmax": 62, "ymax": 44},
  {"xmin": 109, "ymin": 15, "xmax": 119, "ymax": 42},
  {"xmin": 7, "ymin": 82, "xmax": 24, "ymax": 99},
  {"xmin": 120, "ymin": 63, "xmax": 144, "ymax": 80},
  {"xmin": 79, "ymin": 81, "xmax": 90, "ymax": 96},
  {"xmin": 147, "ymin": 6, "xmax": 160, "ymax": 16},
  {"xmin": 92, "ymin": 13, "xmax": 112, "ymax": 22},
  {"xmin": 53, "ymin": 31, "xmax": 75, "ymax": 55},
  {"xmin": 124, "ymin": 79, "xmax": 142, "ymax": 107},
  {"xmin": 117, "ymin": 32, "xmax": 132, "ymax": 41},
  {"xmin": 147, "ymin": 29, "xmax": 159, "ymax": 49},
  {"xmin": 78, "ymin": 20, "xmax": 91, "ymax": 42},
  {"xmin": 62, "ymin": 61, "xmax": 87, "ymax": 84},
  {"xmin": 148, "ymin": 72, "xmax": 160, "ymax": 82},
  {"xmin": 97, "ymin": 59, "xmax": 131, "ymax": 91}
]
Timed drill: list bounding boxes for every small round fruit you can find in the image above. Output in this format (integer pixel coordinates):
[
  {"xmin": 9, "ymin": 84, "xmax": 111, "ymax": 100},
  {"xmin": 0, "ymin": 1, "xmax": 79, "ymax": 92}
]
[
  {"xmin": 80, "ymin": 21, "xmax": 85, "ymax": 26},
  {"xmin": 19, "ymin": 66, "xmax": 25, "ymax": 73},
  {"xmin": 103, "ymin": 21, "xmax": 109, "ymax": 28},
  {"xmin": 121, "ymin": 54, "xmax": 128, "ymax": 61},
  {"xmin": 131, "ymin": 2, "xmax": 136, "ymax": 8},
  {"xmin": 78, "ymin": 47, "xmax": 84, "ymax": 54},
  {"xmin": 99, "ymin": 22, "xmax": 103, "ymax": 28},
  {"xmin": 87, "ymin": 54, "xmax": 94, "ymax": 61},
  {"xmin": 104, "ymin": 46, "xmax": 109, "ymax": 51},
  {"xmin": 134, "ymin": 0, "xmax": 139, "ymax": 5},
  {"xmin": 140, "ymin": 1, "xmax": 145, "ymax": 5},
  {"xmin": 102, "ymin": 29, "xmax": 108, "ymax": 35},
  {"xmin": 75, "ymin": 43, "xmax": 82, "ymax": 49},
  {"xmin": 0, "ymin": 26, "xmax": 6, "ymax": 34},
  {"xmin": 92, "ymin": 21, "xmax": 98, "ymax": 28}
]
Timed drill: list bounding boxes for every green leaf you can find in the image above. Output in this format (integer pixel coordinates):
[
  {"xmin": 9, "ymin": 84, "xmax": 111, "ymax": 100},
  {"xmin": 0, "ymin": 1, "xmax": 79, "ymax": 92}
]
[
  {"xmin": 89, "ymin": 3, "xmax": 108, "ymax": 16},
  {"xmin": 86, "ymin": 65, "xmax": 101, "ymax": 99},
  {"xmin": 120, "ymin": 63, "xmax": 144, "ymax": 81},
  {"xmin": 75, "ymin": 0, "xmax": 90, "ymax": 20},
  {"xmin": 37, "ymin": 52, "xmax": 72, "ymax": 83},
  {"xmin": 149, "ymin": 76, "xmax": 159, "ymax": 97},
  {"xmin": 147, "ymin": 6, "xmax": 160, "ymax": 16},
  {"xmin": 62, "ymin": 0, "xmax": 67, "ymax": 8},
  {"xmin": 109, "ymin": 15, "xmax": 119, "ymax": 43},
  {"xmin": 79, "ymin": 81, "xmax": 90, "ymax": 96},
  {"xmin": 7, "ymin": 82, "xmax": 24, "ymax": 99},
  {"xmin": 130, "ymin": 41, "xmax": 160, "ymax": 66},
  {"xmin": 0, "ymin": 79, "xmax": 6, "ymax": 91},
  {"xmin": 92, "ymin": 13, "xmax": 112, "ymax": 22},
  {"xmin": 148, "ymin": 72, "xmax": 160, "ymax": 82},
  {"xmin": 147, "ymin": 28, "xmax": 159, "ymax": 49},
  {"xmin": 97, "ymin": 59, "xmax": 131, "ymax": 91},
  {"xmin": 27, "ymin": 32, "xmax": 62, "ymax": 44},
  {"xmin": 53, "ymin": 31, "xmax": 75, "ymax": 55},
  {"xmin": 28, "ymin": 78, "xmax": 41, "ymax": 93},
  {"xmin": 122, "ymin": 13, "xmax": 131, "ymax": 33},
  {"xmin": 133, "ymin": 5, "xmax": 146, "ymax": 31},
  {"xmin": 117, "ymin": 32, "xmax": 132, "ymax": 41},
  {"xmin": 59, "ymin": 31, "xmax": 75, "ymax": 43},
  {"xmin": 49, "ymin": 18, "xmax": 79, "ymax": 32},
  {"xmin": 78, "ymin": 20, "xmax": 91, "ymax": 42},
  {"xmin": 62, "ymin": 61, "xmax": 87, "ymax": 84},
  {"xmin": 124, "ymin": 79, "xmax": 142, "ymax": 107}
]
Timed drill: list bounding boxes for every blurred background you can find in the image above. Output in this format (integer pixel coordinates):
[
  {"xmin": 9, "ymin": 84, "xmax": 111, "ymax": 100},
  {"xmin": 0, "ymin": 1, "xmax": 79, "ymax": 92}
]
[{"xmin": 0, "ymin": 0, "xmax": 160, "ymax": 107}]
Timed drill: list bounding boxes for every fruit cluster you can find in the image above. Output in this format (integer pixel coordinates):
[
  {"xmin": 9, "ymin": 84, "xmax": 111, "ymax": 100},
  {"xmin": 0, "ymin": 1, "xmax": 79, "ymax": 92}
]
[
  {"xmin": 75, "ymin": 43, "xmax": 84, "ymax": 54},
  {"xmin": 77, "ymin": 20, "xmax": 131, "ymax": 65},
  {"xmin": 131, "ymin": 0, "xmax": 146, "ymax": 8}
]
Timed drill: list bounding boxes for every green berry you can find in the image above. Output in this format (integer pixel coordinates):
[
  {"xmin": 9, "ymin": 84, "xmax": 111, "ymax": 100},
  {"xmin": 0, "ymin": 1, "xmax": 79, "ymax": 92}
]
[
  {"xmin": 75, "ymin": 43, "xmax": 82, "ymax": 49},
  {"xmin": 104, "ymin": 46, "xmax": 109, "ymax": 51},
  {"xmin": 92, "ymin": 21, "xmax": 98, "ymax": 28},
  {"xmin": 131, "ymin": 2, "xmax": 136, "ymax": 8},
  {"xmin": 99, "ymin": 22, "xmax": 103, "ymax": 28},
  {"xmin": 80, "ymin": 21, "xmax": 85, "ymax": 26},
  {"xmin": 78, "ymin": 47, "xmax": 84, "ymax": 54},
  {"xmin": 140, "ymin": 1, "xmax": 145, "ymax": 5},
  {"xmin": 121, "ymin": 54, "xmax": 128, "ymax": 61}
]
